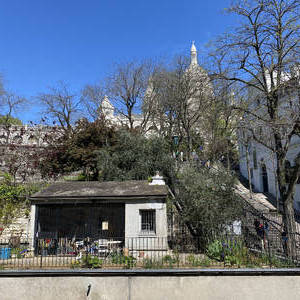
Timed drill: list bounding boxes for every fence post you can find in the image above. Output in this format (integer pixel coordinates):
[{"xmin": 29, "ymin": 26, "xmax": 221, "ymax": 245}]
[{"xmin": 39, "ymin": 247, "xmax": 43, "ymax": 269}]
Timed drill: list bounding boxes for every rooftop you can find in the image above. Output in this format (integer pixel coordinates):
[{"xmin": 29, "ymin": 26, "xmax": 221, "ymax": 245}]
[{"xmin": 30, "ymin": 180, "xmax": 169, "ymax": 203}]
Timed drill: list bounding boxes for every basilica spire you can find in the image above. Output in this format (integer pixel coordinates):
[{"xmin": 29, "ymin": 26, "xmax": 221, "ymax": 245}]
[{"xmin": 190, "ymin": 41, "xmax": 198, "ymax": 66}]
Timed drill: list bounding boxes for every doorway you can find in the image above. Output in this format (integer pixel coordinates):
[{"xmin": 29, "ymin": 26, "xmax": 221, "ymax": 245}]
[{"xmin": 261, "ymin": 163, "xmax": 269, "ymax": 193}]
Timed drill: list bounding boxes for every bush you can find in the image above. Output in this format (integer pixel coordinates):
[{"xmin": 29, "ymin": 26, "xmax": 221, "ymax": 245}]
[
  {"xmin": 187, "ymin": 254, "xmax": 212, "ymax": 267},
  {"xmin": 177, "ymin": 165, "xmax": 244, "ymax": 248},
  {"xmin": 142, "ymin": 258, "xmax": 163, "ymax": 269},
  {"xmin": 110, "ymin": 253, "xmax": 136, "ymax": 268},
  {"xmin": 206, "ymin": 240, "xmax": 223, "ymax": 260},
  {"xmin": 73, "ymin": 254, "xmax": 103, "ymax": 269},
  {"xmin": 206, "ymin": 238, "xmax": 249, "ymax": 267},
  {"xmin": 162, "ymin": 254, "xmax": 179, "ymax": 268},
  {"xmin": 11, "ymin": 246, "xmax": 28, "ymax": 259}
]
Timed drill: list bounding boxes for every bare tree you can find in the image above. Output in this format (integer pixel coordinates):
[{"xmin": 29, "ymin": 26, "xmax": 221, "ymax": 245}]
[
  {"xmin": 152, "ymin": 55, "xmax": 213, "ymax": 160},
  {"xmin": 0, "ymin": 76, "xmax": 5, "ymax": 111},
  {"xmin": 80, "ymin": 83, "xmax": 106, "ymax": 121},
  {"xmin": 0, "ymin": 93, "xmax": 26, "ymax": 121},
  {"xmin": 106, "ymin": 60, "xmax": 157, "ymax": 131},
  {"xmin": 211, "ymin": 0, "xmax": 300, "ymax": 257},
  {"xmin": 0, "ymin": 92, "xmax": 27, "ymax": 148},
  {"xmin": 38, "ymin": 82, "xmax": 81, "ymax": 135}
]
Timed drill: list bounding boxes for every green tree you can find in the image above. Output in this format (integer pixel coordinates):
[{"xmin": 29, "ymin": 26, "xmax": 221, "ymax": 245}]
[
  {"xmin": 0, "ymin": 115, "xmax": 22, "ymax": 125},
  {"xmin": 177, "ymin": 164, "xmax": 243, "ymax": 247},
  {"xmin": 39, "ymin": 117, "xmax": 116, "ymax": 180},
  {"xmin": 96, "ymin": 130, "xmax": 176, "ymax": 185}
]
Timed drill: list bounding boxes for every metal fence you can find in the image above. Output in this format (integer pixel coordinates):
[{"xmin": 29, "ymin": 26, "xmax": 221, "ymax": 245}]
[
  {"xmin": 0, "ymin": 226, "xmax": 300, "ymax": 270},
  {"xmin": 1, "ymin": 197, "xmax": 300, "ymax": 270},
  {"xmin": 0, "ymin": 236, "xmax": 173, "ymax": 270}
]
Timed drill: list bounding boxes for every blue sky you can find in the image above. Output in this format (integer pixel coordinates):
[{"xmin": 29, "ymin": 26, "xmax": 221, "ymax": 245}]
[{"xmin": 0, "ymin": 0, "xmax": 236, "ymax": 123}]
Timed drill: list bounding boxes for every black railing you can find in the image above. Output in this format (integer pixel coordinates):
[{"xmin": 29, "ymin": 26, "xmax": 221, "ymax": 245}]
[{"xmin": 0, "ymin": 228, "xmax": 299, "ymax": 270}]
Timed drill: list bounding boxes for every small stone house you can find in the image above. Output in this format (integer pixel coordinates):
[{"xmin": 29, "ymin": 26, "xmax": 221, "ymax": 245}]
[{"xmin": 29, "ymin": 174, "xmax": 169, "ymax": 251}]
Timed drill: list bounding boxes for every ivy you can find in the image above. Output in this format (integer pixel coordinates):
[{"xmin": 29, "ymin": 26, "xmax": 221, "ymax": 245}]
[{"xmin": 0, "ymin": 173, "xmax": 41, "ymax": 232}]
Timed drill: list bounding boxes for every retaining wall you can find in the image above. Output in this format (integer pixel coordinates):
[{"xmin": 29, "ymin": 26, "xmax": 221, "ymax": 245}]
[{"xmin": 1, "ymin": 269, "xmax": 300, "ymax": 300}]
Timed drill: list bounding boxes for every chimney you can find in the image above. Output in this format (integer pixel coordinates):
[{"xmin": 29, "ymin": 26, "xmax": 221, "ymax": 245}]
[{"xmin": 149, "ymin": 171, "xmax": 165, "ymax": 185}]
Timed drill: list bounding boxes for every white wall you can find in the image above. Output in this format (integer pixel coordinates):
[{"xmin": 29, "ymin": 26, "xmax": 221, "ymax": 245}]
[
  {"xmin": 239, "ymin": 134, "xmax": 300, "ymax": 209},
  {"xmin": 239, "ymin": 139, "xmax": 278, "ymax": 196},
  {"xmin": 2, "ymin": 274, "xmax": 300, "ymax": 300},
  {"xmin": 124, "ymin": 199, "xmax": 168, "ymax": 250}
]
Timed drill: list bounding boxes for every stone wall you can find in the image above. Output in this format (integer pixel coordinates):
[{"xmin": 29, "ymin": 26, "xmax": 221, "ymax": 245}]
[{"xmin": 0, "ymin": 210, "xmax": 31, "ymax": 241}]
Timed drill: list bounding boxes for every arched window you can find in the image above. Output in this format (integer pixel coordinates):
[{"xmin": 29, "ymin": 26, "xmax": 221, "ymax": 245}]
[{"xmin": 253, "ymin": 148, "xmax": 257, "ymax": 169}]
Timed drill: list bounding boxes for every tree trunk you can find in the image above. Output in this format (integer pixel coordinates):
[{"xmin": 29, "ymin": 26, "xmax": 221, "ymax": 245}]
[
  {"xmin": 245, "ymin": 141, "xmax": 253, "ymax": 199},
  {"xmin": 277, "ymin": 161, "xmax": 297, "ymax": 259},
  {"xmin": 227, "ymin": 139, "xmax": 231, "ymax": 171},
  {"xmin": 282, "ymin": 195, "xmax": 297, "ymax": 259}
]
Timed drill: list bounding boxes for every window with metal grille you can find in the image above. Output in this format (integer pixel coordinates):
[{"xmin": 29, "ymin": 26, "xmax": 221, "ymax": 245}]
[{"xmin": 140, "ymin": 210, "xmax": 156, "ymax": 233}]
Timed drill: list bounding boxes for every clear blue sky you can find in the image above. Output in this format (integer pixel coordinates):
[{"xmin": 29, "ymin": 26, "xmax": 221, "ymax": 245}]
[{"xmin": 0, "ymin": 0, "xmax": 236, "ymax": 123}]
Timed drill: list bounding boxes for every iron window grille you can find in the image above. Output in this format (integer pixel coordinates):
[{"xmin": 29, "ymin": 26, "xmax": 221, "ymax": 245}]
[{"xmin": 140, "ymin": 210, "xmax": 156, "ymax": 233}]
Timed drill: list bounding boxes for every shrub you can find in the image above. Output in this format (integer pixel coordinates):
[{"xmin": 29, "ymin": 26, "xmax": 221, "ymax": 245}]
[
  {"xmin": 162, "ymin": 255, "xmax": 179, "ymax": 268},
  {"xmin": 206, "ymin": 240, "xmax": 223, "ymax": 260},
  {"xmin": 110, "ymin": 253, "xmax": 136, "ymax": 268},
  {"xmin": 73, "ymin": 255, "xmax": 103, "ymax": 269},
  {"xmin": 187, "ymin": 254, "xmax": 212, "ymax": 267},
  {"xmin": 206, "ymin": 238, "xmax": 250, "ymax": 267},
  {"xmin": 142, "ymin": 258, "xmax": 163, "ymax": 269}
]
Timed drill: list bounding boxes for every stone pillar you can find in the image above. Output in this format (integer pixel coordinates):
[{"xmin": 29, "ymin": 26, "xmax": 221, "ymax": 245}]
[{"xmin": 29, "ymin": 204, "xmax": 37, "ymax": 250}]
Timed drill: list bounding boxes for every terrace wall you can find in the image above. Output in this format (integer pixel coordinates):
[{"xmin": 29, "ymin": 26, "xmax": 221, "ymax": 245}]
[{"xmin": 0, "ymin": 269, "xmax": 300, "ymax": 300}]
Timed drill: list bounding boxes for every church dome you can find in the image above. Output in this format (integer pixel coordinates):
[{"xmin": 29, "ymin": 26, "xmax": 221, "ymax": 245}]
[
  {"xmin": 187, "ymin": 41, "xmax": 211, "ymax": 88},
  {"xmin": 101, "ymin": 95, "xmax": 114, "ymax": 117},
  {"xmin": 185, "ymin": 42, "xmax": 214, "ymax": 109}
]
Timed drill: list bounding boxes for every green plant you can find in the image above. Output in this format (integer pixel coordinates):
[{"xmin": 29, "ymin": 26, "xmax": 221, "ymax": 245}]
[
  {"xmin": 142, "ymin": 258, "xmax": 163, "ymax": 269},
  {"xmin": 78, "ymin": 255, "xmax": 103, "ymax": 269},
  {"xmin": 0, "ymin": 173, "xmax": 43, "ymax": 232},
  {"xmin": 258, "ymin": 253, "xmax": 295, "ymax": 268},
  {"xmin": 206, "ymin": 238, "xmax": 250, "ymax": 267},
  {"xmin": 225, "ymin": 255, "xmax": 238, "ymax": 266},
  {"xmin": 110, "ymin": 253, "xmax": 136, "ymax": 268},
  {"xmin": 206, "ymin": 240, "xmax": 223, "ymax": 260},
  {"xmin": 162, "ymin": 255, "xmax": 178, "ymax": 268},
  {"xmin": 187, "ymin": 254, "xmax": 211, "ymax": 267},
  {"xmin": 199, "ymin": 257, "xmax": 212, "ymax": 267},
  {"xmin": 11, "ymin": 247, "xmax": 27, "ymax": 259}
]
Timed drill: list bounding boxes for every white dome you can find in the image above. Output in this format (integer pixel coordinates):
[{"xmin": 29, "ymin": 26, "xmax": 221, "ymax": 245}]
[{"xmin": 101, "ymin": 95, "xmax": 114, "ymax": 116}]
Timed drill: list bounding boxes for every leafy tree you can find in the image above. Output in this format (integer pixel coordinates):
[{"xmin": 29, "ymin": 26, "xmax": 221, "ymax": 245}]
[
  {"xmin": 0, "ymin": 115, "xmax": 22, "ymax": 125},
  {"xmin": 39, "ymin": 117, "xmax": 117, "ymax": 180},
  {"xmin": 176, "ymin": 164, "xmax": 244, "ymax": 247},
  {"xmin": 96, "ymin": 130, "xmax": 176, "ymax": 185}
]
